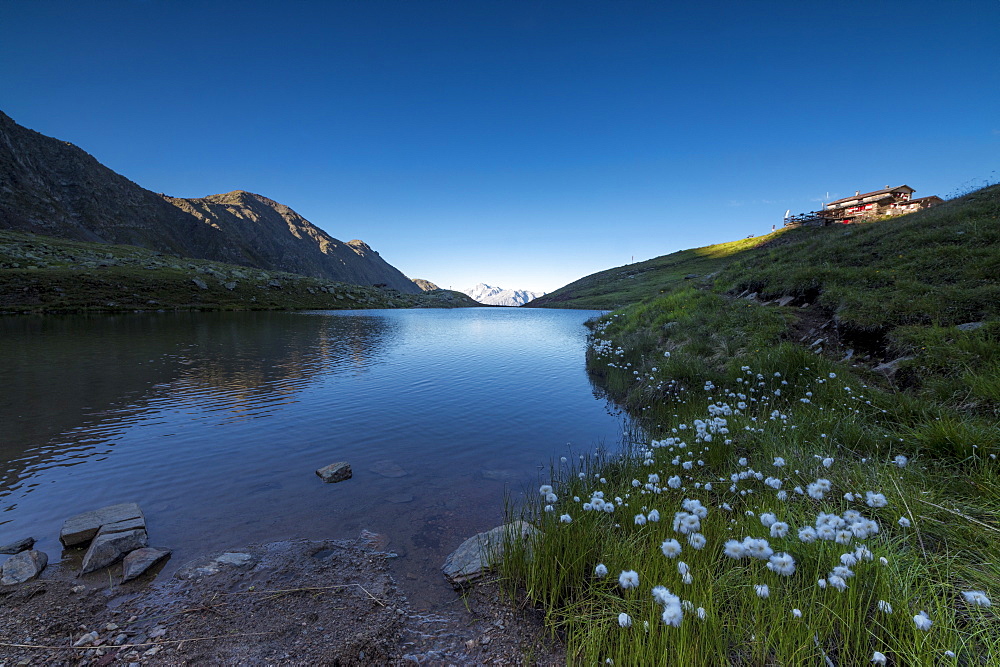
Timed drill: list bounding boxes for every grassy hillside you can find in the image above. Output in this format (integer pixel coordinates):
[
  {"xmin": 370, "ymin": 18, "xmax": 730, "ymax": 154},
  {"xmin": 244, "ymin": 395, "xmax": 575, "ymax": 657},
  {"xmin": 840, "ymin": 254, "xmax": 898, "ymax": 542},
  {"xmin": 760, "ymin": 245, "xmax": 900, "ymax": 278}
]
[
  {"xmin": 526, "ymin": 234, "xmax": 778, "ymax": 310},
  {"xmin": 501, "ymin": 185, "xmax": 1000, "ymax": 664},
  {"xmin": 0, "ymin": 230, "xmax": 479, "ymax": 313}
]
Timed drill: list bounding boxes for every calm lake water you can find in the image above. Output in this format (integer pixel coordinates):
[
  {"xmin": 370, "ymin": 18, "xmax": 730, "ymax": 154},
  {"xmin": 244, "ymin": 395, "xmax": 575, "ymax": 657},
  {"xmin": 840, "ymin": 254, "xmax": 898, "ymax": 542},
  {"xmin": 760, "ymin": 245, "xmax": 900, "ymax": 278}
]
[{"xmin": 0, "ymin": 308, "xmax": 625, "ymax": 608}]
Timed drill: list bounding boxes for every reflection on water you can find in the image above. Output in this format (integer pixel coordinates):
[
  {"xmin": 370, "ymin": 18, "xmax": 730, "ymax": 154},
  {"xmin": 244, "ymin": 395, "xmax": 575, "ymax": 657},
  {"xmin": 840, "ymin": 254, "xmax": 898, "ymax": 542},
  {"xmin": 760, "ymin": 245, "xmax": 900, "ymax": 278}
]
[{"xmin": 0, "ymin": 308, "xmax": 623, "ymax": 609}]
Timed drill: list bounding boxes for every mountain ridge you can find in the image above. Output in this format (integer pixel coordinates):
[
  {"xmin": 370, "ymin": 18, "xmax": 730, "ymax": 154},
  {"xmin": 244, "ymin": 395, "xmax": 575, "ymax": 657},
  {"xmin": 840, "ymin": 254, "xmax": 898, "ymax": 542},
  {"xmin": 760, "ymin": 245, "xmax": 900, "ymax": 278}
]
[{"xmin": 0, "ymin": 110, "xmax": 419, "ymax": 293}]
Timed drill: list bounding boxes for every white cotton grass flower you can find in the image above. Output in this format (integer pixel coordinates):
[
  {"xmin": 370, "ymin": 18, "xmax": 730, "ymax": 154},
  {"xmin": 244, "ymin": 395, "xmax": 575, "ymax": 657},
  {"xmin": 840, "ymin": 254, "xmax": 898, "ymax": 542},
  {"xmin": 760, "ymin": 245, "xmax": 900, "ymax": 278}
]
[
  {"xmin": 894, "ymin": 454, "xmax": 908, "ymax": 468},
  {"xmin": 878, "ymin": 600, "xmax": 893, "ymax": 614},
  {"xmin": 914, "ymin": 611, "xmax": 933, "ymax": 631},
  {"xmin": 770, "ymin": 521, "xmax": 789, "ymax": 538},
  {"xmin": 673, "ymin": 512, "xmax": 701, "ymax": 535},
  {"xmin": 676, "ymin": 561, "xmax": 689, "ymax": 576},
  {"xmin": 743, "ymin": 537, "xmax": 774, "ymax": 560},
  {"xmin": 696, "ymin": 607, "xmax": 706, "ymax": 620},
  {"xmin": 766, "ymin": 552, "xmax": 796, "ymax": 576},
  {"xmin": 798, "ymin": 526, "xmax": 818, "ymax": 543},
  {"xmin": 544, "ymin": 505, "xmax": 554, "ymax": 513},
  {"xmin": 559, "ymin": 514, "xmax": 572, "ymax": 523},
  {"xmin": 871, "ymin": 651, "xmax": 887, "ymax": 665},
  {"xmin": 687, "ymin": 533, "xmax": 707, "ymax": 549},
  {"xmin": 651, "ymin": 585, "xmax": 676, "ymax": 606},
  {"xmin": 759, "ymin": 512, "xmax": 777, "ymax": 528},
  {"xmin": 594, "ymin": 563, "xmax": 608, "ymax": 578},
  {"xmin": 661, "ymin": 602, "xmax": 683, "ymax": 627},
  {"xmin": 822, "ymin": 457, "xmax": 834, "ymax": 468},
  {"xmin": 618, "ymin": 612, "xmax": 632, "ymax": 628},
  {"xmin": 660, "ymin": 538, "xmax": 682, "ymax": 558},
  {"xmin": 724, "ymin": 539, "xmax": 746, "ymax": 559},
  {"xmin": 539, "ymin": 485, "xmax": 553, "ymax": 495},
  {"xmin": 828, "ymin": 575, "xmax": 848, "ymax": 592},
  {"xmin": 773, "ymin": 456, "xmax": 786, "ymax": 467},
  {"xmin": 791, "ymin": 608, "xmax": 802, "ymax": 618},
  {"xmin": 545, "ymin": 492, "xmax": 558, "ymax": 503},
  {"xmin": 619, "ymin": 570, "xmax": 639, "ymax": 590},
  {"xmin": 866, "ymin": 492, "xmax": 888, "ymax": 508},
  {"xmin": 754, "ymin": 584, "xmax": 770, "ymax": 599},
  {"xmin": 647, "ymin": 509, "xmax": 660, "ymax": 522},
  {"xmin": 634, "ymin": 513, "xmax": 647, "ymax": 526},
  {"xmin": 898, "ymin": 516, "xmax": 911, "ymax": 527},
  {"xmin": 962, "ymin": 590, "xmax": 992, "ymax": 607}
]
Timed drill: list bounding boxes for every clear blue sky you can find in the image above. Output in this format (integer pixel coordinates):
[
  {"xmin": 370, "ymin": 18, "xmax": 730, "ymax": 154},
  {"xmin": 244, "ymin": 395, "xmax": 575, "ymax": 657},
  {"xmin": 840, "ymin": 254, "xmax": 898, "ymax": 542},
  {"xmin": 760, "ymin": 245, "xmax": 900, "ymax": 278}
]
[{"xmin": 2, "ymin": 1, "xmax": 997, "ymax": 293}]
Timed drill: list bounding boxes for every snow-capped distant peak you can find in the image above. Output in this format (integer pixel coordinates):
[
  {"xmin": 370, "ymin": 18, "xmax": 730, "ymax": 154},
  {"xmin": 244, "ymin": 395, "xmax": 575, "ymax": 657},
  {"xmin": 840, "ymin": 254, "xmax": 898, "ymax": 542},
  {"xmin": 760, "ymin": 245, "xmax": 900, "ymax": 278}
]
[{"xmin": 462, "ymin": 283, "xmax": 545, "ymax": 307}]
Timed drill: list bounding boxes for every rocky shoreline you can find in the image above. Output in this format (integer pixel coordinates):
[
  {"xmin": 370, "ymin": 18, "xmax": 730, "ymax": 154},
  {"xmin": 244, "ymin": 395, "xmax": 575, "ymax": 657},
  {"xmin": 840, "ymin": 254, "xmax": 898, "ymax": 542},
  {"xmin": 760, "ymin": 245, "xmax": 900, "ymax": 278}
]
[{"xmin": 0, "ymin": 503, "xmax": 560, "ymax": 665}]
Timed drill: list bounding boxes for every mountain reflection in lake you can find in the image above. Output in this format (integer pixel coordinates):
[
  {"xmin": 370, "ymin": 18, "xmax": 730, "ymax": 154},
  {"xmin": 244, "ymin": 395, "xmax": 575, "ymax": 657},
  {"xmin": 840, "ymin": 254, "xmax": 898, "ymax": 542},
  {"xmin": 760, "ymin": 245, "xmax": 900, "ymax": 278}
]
[{"xmin": 0, "ymin": 308, "xmax": 624, "ymax": 609}]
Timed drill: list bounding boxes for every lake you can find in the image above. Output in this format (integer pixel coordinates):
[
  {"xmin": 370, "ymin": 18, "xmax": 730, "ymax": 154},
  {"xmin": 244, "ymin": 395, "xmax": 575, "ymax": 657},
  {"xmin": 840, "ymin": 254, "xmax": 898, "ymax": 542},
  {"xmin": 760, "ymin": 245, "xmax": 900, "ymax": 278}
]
[{"xmin": 0, "ymin": 307, "xmax": 626, "ymax": 608}]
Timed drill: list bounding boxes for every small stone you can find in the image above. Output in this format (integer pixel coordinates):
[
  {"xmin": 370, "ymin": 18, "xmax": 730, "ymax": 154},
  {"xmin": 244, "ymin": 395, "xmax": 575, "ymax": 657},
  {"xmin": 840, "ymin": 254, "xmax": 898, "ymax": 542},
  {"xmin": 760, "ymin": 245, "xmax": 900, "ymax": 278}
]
[
  {"xmin": 957, "ymin": 321, "xmax": 985, "ymax": 331},
  {"xmin": 1, "ymin": 549, "xmax": 48, "ymax": 585},
  {"xmin": 316, "ymin": 462, "xmax": 352, "ymax": 483},
  {"xmin": 191, "ymin": 278, "xmax": 208, "ymax": 289},
  {"xmin": 215, "ymin": 552, "xmax": 252, "ymax": 566},
  {"xmin": 121, "ymin": 547, "xmax": 171, "ymax": 582},
  {"xmin": 149, "ymin": 627, "xmax": 166, "ymax": 639},
  {"xmin": 73, "ymin": 631, "xmax": 99, "ymax": 647},
  {"xmin": 223, "ymin": 281, "xmax": 237, "ymax": 291},
  {"xmin": 874, "ymin": 356, "xmax": 915, "ymax": 379},
  {"xmin": 0, "ymin": 536, "xmax": 35, "ymax": 554}
]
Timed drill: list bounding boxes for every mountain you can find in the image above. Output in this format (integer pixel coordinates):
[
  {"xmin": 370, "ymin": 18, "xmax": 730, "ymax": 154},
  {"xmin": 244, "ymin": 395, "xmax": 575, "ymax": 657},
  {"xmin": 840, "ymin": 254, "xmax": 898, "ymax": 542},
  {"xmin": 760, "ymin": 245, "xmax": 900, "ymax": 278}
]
[
  {"xmin": 411, "ymin": 278, "xmax": 440, "ymax": 291},
  {"xmin": 462, "ymin": 283, "xmax": 545, "ymax": 307},
  {"xmin": 0, "ymin": 110, "xmax": 419, "ymax": 293}
]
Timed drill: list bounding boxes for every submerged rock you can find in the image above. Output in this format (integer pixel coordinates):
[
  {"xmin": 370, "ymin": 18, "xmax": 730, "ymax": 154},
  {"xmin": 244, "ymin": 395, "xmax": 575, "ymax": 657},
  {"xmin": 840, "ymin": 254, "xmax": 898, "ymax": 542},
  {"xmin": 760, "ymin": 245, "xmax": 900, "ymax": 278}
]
[
  {"xmin": 1, "ymin": 549, "xmax": 48, "ymax": 585},
  {"xmin": 121, "ymin": 547, "xmax": 172, "ymax": 582},
  {"xmin": 370, "ymin": 460, "xmax": 408, "ymax": 478},
  {"xmin": 316, "ymin": 461, "xmax": 353, "ymax": 483},
  {"xmin": 442, "ymin": 521, "xmax": 538, "ymax": 589},
  {"xmin": 60, "ymin": 502, "xmax": 145, "ymax": 547},
  {"xmin": 0, "ymin": 536, "xmax": 35, "ymax": 554},
  {"xmin": 176, "ymin": 551, "xmax": 254, "ymax": 579}
]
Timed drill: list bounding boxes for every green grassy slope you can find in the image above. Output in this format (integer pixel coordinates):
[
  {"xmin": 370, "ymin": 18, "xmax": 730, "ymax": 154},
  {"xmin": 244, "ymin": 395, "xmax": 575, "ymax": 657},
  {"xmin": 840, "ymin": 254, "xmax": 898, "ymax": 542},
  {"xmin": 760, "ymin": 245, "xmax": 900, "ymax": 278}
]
[
  {"xmin": 501, "ymin": 185, "xmax": 1000, "ymax": 664},
  {"xmin": 0, "ymin": 230, "xmax": 479, "ymax": 313},
  {"xmin": 526, "ymin": 234, "xmax": 780, "ymax": 310}
]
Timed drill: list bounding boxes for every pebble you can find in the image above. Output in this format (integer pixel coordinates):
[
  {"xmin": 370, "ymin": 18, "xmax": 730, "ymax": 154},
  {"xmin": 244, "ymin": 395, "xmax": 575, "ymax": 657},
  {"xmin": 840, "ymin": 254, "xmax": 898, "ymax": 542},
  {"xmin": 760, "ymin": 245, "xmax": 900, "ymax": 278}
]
[{"xmin": 73, "ymin": 631, "xmax": 99, "ymax": 647}]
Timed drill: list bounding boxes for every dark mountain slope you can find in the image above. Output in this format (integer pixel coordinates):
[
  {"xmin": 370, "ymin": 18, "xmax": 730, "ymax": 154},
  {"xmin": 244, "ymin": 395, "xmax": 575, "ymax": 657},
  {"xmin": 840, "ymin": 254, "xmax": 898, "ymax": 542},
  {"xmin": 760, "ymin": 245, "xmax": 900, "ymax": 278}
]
[{"xmin": 0, "ymin": 110, "xmax": 419, "ymax": 293}]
